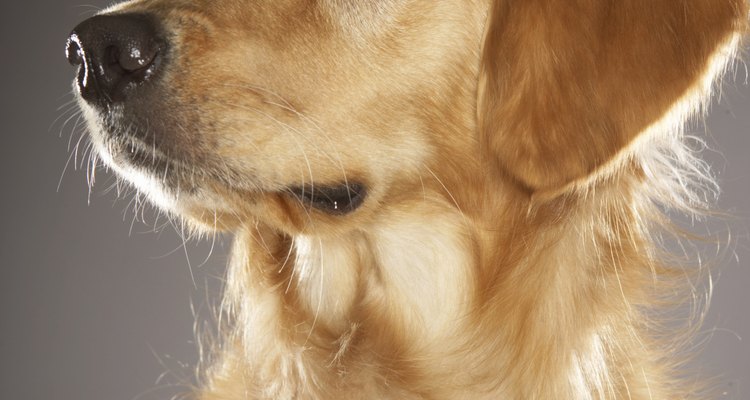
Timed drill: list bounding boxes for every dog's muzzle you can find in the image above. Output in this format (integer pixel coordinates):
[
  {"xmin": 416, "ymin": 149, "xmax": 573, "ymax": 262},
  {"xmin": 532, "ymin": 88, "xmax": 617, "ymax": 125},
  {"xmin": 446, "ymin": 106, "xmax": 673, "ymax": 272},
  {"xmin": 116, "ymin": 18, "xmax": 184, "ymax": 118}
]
[
  {"xmin": 66, "ymin": 13, "xmax": 168, "ymax": 109},
  {"xmin": 64, "ymin": 12, "xmax": 369, "ymax": 217}
]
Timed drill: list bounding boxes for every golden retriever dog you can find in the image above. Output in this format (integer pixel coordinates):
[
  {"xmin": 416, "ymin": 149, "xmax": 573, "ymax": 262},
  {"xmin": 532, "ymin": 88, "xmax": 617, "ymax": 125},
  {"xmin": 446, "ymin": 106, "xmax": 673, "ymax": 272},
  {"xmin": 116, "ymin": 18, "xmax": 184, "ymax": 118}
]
[{"xmin": 65, "ymin": 0, "xmax": 747, "ymax": 398}]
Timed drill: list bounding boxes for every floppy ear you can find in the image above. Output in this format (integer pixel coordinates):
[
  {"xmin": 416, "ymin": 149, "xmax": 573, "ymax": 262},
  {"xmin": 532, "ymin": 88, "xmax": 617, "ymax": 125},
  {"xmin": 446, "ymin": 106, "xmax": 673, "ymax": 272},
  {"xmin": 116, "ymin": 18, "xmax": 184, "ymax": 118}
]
[{"xmin": 479, "ymin": 0, "xmax": 747, "ymax": 193}]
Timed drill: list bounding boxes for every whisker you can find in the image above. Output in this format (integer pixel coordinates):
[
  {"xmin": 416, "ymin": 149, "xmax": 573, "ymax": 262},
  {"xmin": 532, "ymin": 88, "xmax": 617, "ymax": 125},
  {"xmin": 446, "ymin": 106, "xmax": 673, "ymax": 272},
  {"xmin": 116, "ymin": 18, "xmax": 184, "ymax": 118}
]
[
  {"xmin": 54, "ymin": 97, "xmax": 79, "ymax": 112},
  {"xmin": 222, "ymin": 101, "xmax": 318, "ymax": 206},
  {"xmin": 57, "ymin": 127, "xmax": 89, "ymax": 192},
  {"xmin": 65, "ymin": 113, "xmax": 85, "ymax": 150},
  {"xmin": 196, "ymin": 211, "xmax": 220, "ymax": 269},
  {"xmin": 303, "ymin": 238, "xmax": 325, "ymax": 348},
  {"xmin": 180, "ymin": 218, "xmax": 198, "ymax": 289},
  {"xmin": 217, "ymin": 84, "xmax": 348, "ymax": 173},
  {"xmin": 50, "ymin": 104, "xmax": 80, "ymax": 137},
  {"xmin": 129, "ymin": 193, "xmax": 141, "ymax": 236},
  {"xmin": 73, "ymin": 4, "xmax": 105, "ymax": 16},
  {"xmin": 425, "ymin": 166, "xmax": 466, "ymax": 219}
]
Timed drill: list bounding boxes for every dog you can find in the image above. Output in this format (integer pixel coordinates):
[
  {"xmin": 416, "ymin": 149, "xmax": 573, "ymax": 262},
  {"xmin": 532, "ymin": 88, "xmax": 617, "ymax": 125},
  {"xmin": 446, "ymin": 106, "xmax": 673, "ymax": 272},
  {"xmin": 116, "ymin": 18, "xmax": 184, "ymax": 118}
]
[{"xmin": 65, "ymin": 1, "xmax": 748, "ymax": 398}]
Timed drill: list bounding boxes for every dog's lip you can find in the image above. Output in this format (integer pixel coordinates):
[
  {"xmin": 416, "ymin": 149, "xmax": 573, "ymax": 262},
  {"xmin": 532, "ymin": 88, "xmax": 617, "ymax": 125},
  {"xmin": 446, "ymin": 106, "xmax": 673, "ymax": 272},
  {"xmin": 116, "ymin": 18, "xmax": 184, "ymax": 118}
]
[
  {"xmin": 289, "ymin": 182, "xmax": 367, "ymax": 215},
  {"xmin": 98, "ymin": 132, "xmax": 369, "ymax": 215},
  {"xmin": 104, "ymin": 134, "xmax": 173, "ymax": 167}
]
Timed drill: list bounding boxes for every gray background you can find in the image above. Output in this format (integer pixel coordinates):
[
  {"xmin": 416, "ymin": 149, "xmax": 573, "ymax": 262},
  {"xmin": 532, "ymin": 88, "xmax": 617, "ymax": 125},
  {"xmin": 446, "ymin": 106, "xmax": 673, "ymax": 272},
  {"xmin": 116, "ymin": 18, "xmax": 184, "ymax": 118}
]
[{"xmin": 1, "ymin": 1, "xmax": 748, "ymax": 399}]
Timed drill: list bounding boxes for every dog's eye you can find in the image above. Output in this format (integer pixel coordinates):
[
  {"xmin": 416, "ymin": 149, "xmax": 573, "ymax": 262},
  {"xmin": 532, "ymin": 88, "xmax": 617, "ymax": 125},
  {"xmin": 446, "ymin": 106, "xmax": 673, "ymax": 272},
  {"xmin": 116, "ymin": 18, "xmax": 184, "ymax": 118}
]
[{"xmin": 291, "ymin": 183, "xmax": 367, "ymax": 215}]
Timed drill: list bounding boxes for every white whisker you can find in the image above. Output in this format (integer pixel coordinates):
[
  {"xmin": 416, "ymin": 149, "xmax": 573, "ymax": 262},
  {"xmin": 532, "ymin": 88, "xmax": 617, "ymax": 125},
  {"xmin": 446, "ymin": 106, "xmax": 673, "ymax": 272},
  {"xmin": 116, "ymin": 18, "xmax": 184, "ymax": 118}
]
[{"xmin": 180, "ymin": 219, "xmax": 198, "ymax": 289}]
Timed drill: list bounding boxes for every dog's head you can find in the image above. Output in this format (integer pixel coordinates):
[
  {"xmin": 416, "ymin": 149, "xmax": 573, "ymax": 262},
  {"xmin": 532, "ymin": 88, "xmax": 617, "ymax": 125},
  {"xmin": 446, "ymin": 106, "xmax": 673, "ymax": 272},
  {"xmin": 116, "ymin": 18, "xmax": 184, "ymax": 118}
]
[
  {"xmin": 65, "ymin": 1, "xmax": 747, "ymax": 396},
  {"xmin": 66, "ymin": 0, "xmax": 744, "ymax": 233}
]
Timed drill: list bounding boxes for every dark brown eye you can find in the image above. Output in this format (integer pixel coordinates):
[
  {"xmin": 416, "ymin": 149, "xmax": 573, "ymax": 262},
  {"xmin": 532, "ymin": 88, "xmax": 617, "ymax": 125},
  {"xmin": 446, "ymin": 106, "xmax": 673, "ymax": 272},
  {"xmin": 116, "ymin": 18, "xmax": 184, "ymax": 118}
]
[{"xmin": 291, "ymin": 182, "xmax": 367, "ymax": 215}]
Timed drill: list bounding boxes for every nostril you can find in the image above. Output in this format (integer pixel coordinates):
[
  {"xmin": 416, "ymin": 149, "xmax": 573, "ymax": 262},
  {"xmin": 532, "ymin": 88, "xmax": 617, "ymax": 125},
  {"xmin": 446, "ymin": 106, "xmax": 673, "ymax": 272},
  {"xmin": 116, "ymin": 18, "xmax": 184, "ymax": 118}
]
[
  {"xmin": 65, "ymin": 34, "xmax": 84, "ymax": 67},
  {"xmin": 66, "ymin": 13, "xmax": 167, "ymax": 106},
  {"xmin": 116, "ymin": 42, "xmax": 160, "ymax": 72}
]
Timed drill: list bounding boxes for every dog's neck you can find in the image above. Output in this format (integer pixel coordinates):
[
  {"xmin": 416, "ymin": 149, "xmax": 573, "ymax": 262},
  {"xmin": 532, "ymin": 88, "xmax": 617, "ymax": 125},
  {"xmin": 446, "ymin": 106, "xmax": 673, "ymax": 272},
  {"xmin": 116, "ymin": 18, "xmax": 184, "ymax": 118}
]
[{"xmin": 203, "ymin": 174, "xmax": 666, "ymax": 399}]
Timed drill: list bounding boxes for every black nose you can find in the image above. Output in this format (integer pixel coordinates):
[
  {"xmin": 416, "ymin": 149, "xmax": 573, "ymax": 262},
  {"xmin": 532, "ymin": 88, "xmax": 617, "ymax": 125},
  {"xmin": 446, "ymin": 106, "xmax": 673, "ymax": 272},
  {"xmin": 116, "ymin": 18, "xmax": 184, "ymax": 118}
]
[{"xmin": 66, "ymin": 13, "xmax": 167, "ymax": 106}]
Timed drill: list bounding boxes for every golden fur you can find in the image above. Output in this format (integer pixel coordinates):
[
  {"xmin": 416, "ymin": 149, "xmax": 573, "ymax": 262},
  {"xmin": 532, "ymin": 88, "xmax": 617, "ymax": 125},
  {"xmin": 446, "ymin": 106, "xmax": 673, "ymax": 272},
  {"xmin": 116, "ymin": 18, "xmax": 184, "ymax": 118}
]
[{"xmin": 70, "ymin": 0, "xmax": 747, "ymax": 398}]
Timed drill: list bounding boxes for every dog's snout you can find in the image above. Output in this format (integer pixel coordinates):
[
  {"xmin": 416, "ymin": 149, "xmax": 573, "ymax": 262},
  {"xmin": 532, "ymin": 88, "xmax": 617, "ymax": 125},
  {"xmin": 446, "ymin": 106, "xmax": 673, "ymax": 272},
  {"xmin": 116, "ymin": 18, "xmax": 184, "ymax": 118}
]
[{"xmin": 66, "ymin": 14, "xmax": 167, "ymax": 106}]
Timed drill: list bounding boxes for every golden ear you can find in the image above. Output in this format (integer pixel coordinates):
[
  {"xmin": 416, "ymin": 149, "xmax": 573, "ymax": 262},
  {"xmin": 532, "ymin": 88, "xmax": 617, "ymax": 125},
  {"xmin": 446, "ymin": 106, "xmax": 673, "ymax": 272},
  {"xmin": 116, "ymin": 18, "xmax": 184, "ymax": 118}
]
[{"xmin": 479, "ymin": 0, "xmax": 747, "ymax": 193}]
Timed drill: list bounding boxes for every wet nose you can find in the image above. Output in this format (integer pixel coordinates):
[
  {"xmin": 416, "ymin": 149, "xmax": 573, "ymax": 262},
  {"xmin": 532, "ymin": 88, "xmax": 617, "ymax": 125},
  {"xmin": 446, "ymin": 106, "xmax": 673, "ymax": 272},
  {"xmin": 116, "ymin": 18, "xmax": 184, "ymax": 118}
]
[{"xmin": 66, "ymin": 13, "xmax": 167, "ymax": 106}]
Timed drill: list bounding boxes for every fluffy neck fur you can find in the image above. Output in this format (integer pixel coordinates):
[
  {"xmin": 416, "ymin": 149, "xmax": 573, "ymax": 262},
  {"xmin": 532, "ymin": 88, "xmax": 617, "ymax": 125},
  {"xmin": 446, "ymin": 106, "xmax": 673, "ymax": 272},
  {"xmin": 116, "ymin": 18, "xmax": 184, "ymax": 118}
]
[{"xmin": 198, "ymin": 132, "xmax": 712, "ymax": 400}]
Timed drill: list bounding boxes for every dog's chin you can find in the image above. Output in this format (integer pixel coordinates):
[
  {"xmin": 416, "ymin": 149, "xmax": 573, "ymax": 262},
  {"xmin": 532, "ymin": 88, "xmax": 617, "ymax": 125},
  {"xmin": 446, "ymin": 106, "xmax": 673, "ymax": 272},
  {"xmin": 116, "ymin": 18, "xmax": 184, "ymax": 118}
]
[{"xmin": 88, "ymin": 131, "xmax": 243, "ymax": 231}]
